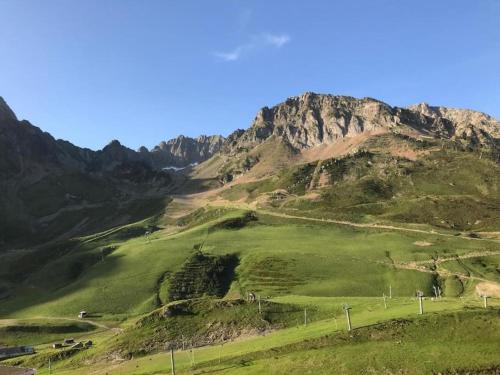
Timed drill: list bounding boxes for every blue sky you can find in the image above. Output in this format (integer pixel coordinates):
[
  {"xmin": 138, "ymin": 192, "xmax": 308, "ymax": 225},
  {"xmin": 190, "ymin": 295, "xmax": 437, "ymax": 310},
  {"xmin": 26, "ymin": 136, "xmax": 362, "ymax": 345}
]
[{"xmin": 0, "ymin": 0, "xmax": 499, "ymax": 150}]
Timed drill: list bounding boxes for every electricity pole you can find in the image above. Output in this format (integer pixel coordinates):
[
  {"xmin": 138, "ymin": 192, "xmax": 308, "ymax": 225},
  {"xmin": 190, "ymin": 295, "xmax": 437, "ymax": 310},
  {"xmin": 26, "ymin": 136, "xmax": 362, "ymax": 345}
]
[
  {"xmin": 416, "ymin": 291, "xmax": 424, "ymax": 315},
  {"xmin": 383, "ymin": 293, "xmax": 387, "ymax": 309},
  {"xmin": 343, "ymin": 304, "xmax": 352, "ymax": 331},
  {"xmin": 389, "ymin": 285, "xmax": 392, "ymax": 299},
  {"xmin": 482, "ymin": 295, "xmax": 489, "ymax": 308},
  {"xmin": 169, "ymin": 346, "xmax": 176, "ymax": 375},
  {"xmin": 304, "ymin": 308, "xmax": 307, "ymax": 326}
]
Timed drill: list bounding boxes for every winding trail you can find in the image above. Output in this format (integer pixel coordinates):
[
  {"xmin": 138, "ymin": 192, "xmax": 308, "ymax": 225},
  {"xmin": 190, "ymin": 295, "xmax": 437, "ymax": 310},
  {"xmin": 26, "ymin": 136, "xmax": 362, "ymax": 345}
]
[
  {"xmin": 254, "ymin": 209, "xmax": 500, "ymax": 243},
  {"xmin": 388, "ymin": 251, "xmax": 500, "ymax": 285}
]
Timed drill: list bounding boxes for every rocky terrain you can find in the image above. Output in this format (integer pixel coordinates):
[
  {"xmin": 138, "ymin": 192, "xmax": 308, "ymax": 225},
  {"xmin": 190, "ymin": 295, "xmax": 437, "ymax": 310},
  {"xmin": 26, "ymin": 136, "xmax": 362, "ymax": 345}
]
[
  {"xmin": 223, "ymin": 92, "xmax": 499, "ymax": 153},
  {"xmin": 198, "ymin": 92, "xmax": 499, "ymax": 183},
  {"xmin": 147, "ymin": 134, "xmax": 225, "ymax": 168}
]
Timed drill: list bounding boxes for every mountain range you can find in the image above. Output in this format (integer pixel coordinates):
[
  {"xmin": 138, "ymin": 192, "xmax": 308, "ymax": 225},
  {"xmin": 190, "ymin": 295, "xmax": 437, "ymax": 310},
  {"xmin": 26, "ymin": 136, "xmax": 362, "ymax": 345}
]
[{"xmin": 0, "ymin": 93, "xmax": 499, "ymax": 249}]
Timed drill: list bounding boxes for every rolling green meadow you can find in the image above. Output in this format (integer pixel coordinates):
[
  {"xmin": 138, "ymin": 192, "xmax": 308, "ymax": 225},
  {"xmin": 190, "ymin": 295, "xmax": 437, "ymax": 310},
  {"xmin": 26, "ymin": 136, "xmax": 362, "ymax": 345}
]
[
  {"xmin": 1, "ymin": 135, "xmax": 499, "ymax": 374},
  {"xmin": 1, "ymin": 206, "xmax": 499, "ymax": 374}
]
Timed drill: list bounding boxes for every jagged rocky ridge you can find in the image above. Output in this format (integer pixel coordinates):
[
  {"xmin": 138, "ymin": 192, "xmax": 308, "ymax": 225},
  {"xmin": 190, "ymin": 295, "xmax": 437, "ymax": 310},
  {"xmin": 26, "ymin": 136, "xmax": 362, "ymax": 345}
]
[
  {"xmin": 144, "ymin": 135, "xmax": 225, "ymax": 168},
  {"xmin": 222, "ymin": 92, "xmax": 499, "ymax": 153}
]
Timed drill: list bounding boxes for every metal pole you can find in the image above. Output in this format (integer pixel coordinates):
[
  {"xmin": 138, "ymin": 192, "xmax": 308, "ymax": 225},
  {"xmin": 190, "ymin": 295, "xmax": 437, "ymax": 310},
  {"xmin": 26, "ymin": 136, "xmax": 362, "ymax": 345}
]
[
  {"xmin": 345, "ymin": 309, "xmax": 352, "ymax": 331},
  {"xmin": 258, "ymin": 295, "xmax": 261, "ymax": 314},
  {"xmin": 304, "ymin": 308, "xmax": 307, "ymax": 326},
  {"xmin": 483, "ymin": 295, "xmax": 488, "ymax": 308},
  {"xmin": 170, "ymin": 347, "xmax": 176, "ymax": 375},
  {"xmin": 419, "ymin": 296, "xmax": 424, "ymax": 315},
  {"xmin": 389, "ymin": 285, "xmax": 392, "ymax": 299},
  {"xmin": 48, "ymin": 358, "xmax": 51, "ymax": 375},
  {"xmin": 383, "ymin": 293, "xmax": 387, "ymax": 309}
]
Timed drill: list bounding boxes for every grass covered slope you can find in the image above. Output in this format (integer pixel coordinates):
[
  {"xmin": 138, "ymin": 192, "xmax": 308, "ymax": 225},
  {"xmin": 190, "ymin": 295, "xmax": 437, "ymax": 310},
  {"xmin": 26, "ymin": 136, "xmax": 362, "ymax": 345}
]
[
  {"xmin": 218, "ymin": 138, "xmax": 500, "ymax": 232},
  {"xmin": 1, "ymin": 208, "xmax": 497, "ymax": 320},
  {"xmin": 0, "ymin": 319, "xmax": 97, "ymax": 346},
  {"xmin": 0, "ymin": 134, "xmax": 498, "ymax": 374},
  {"xmin": 30, "ymin": 299, "xmax": 499, "ymax": 375},
  {"xmin": 200, "ymin": 309, "xmax": 500, "ymax": 375}
]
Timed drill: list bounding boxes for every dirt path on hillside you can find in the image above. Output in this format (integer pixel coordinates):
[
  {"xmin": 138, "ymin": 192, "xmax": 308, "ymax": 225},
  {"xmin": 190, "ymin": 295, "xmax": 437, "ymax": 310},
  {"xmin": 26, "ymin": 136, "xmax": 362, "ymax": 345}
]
[
  {"xmin": 165, "ymin": 189, "xmax": 500, "ymax": 244},
  {"xmin": 31, "ymin": 316, "xmax": 123, "ymax": 333},
  {"xmin": 252, "ymin": 209, "xmax": 500, "ymax": 243},
  {"xmin": 411, "ymin": 250, "xmax": 500, "ymax": 265},
  {"xmin": 384, "ymin": 251, "xmax": 500, "ymax": 289}
]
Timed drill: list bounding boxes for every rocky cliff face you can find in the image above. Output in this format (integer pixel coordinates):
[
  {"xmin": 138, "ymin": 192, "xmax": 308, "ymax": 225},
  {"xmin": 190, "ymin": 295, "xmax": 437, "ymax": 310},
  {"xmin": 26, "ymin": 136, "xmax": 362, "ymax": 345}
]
[
  {"xmin": 408, "ymin": 102, "xmax": 500, "ymax": 147},
  {"xmin": 225, "ymin": 92, "xmax": 499, "ymax": 152},
  {"xmin": 149, "ymin": 134, "xmax": 225, "ymax": 168}
]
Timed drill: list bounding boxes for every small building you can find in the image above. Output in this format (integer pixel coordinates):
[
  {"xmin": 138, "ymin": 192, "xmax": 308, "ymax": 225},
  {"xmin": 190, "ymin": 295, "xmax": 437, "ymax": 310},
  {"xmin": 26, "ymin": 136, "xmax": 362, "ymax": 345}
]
[
  {"xmin": 71, "ymin": 342, "xmax": 84, "ymax": 349},
  {"xmin": 52, "ymin": 343, "xmax": 63, "ymax": 349},
  {"xmin": 0, "ymin": 366, "xmax": 36, "ymax": 375},
  {"xmin": 78, "ymin": 310, "xmax": 88, "ymax": 319},
  {"xmin": 63, "ymin": 338, "xmax": 75, "ymax": 345}
]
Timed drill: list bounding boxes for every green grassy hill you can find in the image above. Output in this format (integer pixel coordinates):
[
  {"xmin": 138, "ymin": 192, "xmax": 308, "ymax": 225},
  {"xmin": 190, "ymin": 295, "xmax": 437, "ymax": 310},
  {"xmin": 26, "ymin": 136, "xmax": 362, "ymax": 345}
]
[{"xmin": 1, "ymin": 135, "xmax": 499, "ymax": 374}]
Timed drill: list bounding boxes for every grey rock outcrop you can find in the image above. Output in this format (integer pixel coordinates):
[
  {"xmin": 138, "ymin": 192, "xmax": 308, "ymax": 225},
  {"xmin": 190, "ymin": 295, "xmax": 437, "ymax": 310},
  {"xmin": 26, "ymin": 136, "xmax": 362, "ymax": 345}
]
[
  {"xmin": 225, "ymin": 92, "xmax": 499, "ymax": 152},
  {"xmin": 149, "ymin": 134, "xmax": 225, "ymax": 168}
]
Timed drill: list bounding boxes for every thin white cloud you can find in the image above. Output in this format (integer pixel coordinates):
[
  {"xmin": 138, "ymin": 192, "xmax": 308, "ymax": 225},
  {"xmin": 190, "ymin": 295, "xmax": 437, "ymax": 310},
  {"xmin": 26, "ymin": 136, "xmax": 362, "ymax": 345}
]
[
  {"xmin": 213, "ymin": 32, "xmax": 291, "ymax": 62},
  {"xmin": 214, "ymin": 47, "xmax": 244, "ymax": 61},
  {"xmin": 264, "ymin": 33, "xmax": 290, "ymax": 48}
]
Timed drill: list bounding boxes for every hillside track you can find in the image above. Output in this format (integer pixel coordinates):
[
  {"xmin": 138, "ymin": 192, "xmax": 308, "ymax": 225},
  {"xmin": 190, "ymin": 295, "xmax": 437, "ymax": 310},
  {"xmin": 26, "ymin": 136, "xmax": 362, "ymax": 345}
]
[{"xmin": 255, "ymin": 209, "xmax": 500, "ymax": 243}]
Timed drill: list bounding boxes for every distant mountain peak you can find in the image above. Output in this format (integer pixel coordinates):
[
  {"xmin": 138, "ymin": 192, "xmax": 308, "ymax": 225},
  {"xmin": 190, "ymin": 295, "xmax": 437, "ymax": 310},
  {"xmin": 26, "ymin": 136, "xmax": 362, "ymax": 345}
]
[
  {"xmin": 149, "ymin": 134, "xmax": 225, "ymax": 168},
  {"xmin": 0, "ymin": 96, "xmax": 18, "ymax": 121},
  {"xmin": 226, "ymin": 93, "xmax": 500, "ymax": 153}
]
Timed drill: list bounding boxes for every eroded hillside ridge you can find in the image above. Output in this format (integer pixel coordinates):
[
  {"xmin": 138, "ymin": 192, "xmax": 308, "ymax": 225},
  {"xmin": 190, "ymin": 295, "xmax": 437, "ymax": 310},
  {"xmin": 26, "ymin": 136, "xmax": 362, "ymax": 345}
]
[{"xmin": 223, "ymin": 92, "xmax": 500, "ymax": 152}]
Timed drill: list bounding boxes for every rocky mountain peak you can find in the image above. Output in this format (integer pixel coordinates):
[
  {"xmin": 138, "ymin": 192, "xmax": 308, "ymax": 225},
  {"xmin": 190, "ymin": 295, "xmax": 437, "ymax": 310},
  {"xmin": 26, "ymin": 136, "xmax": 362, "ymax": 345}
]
[
  {"xmin": 0, "ymin": 97, "xmax": 18, "ymax": 122},
  {"xmin": 227, "ymin": 93, "xmax": 500, "ymax": 153},
  {"xmin": 104, "ymin": 139, "xmax": 123, "ymax": 150},
  {"xmin": 240, "ymin": 93, "xmax": 397, "ymax": 150}
]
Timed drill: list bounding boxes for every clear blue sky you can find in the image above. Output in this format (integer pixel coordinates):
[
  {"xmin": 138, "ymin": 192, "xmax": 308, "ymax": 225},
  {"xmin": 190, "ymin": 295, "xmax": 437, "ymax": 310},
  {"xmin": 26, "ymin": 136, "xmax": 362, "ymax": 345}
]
[{"xmin": 0, "ymin": 0, "xmax": 499, "ymax": 150}]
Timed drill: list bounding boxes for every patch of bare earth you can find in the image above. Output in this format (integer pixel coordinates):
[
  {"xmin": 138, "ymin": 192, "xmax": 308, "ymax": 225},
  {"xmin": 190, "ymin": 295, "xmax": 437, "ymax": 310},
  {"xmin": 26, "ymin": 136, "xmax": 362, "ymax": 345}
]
[
  {"xmin": 413, "ymin": 241, "xmax": 433, "ymax": 247},
  {"xmin": 475, "ymin": 282, "xmax": 500, "ymax": 298},
  {"xmin": 301, "ymin": 130, "xmax": 388, "ymax": 162}
]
